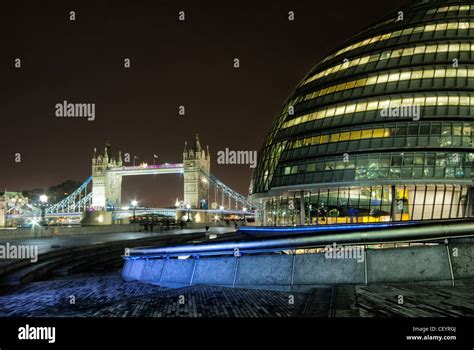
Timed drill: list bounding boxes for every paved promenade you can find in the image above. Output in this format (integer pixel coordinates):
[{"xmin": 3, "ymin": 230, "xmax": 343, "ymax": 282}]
[{"xmin": 0, "ymin": 272, "xmax": 473, "ymax": 317}]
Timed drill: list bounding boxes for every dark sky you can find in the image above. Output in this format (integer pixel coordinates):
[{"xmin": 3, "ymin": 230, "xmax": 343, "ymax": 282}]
[{"xmin": 1, "ymin": 0, "xmax": 409, "ymax": 207}]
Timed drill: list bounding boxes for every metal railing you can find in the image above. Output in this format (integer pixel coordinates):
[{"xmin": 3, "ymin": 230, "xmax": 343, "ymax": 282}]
[{"xmin": 125, "ymin": 220, "xmax": 474, "ymax": 259}]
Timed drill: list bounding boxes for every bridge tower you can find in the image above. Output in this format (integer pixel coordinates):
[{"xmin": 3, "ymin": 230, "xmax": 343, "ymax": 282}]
[
  {"xmin": 183, "ymin": 133, "xmax": 210, "ymax": 209},
  {"xmin": 91, "ymin": 142, "xmax": 123, "ymax": 210}
]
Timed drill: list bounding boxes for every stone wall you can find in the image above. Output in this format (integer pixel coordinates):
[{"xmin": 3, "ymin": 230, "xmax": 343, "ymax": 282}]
[{"xmin": 122, "ymin": 238, "xmax": 474, "ymax": 292}]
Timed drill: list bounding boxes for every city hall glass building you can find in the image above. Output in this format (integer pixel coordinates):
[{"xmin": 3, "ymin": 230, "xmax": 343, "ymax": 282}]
[{"xmin": 250, "ymin": 0, "xmax": 474, "ymax": 225}]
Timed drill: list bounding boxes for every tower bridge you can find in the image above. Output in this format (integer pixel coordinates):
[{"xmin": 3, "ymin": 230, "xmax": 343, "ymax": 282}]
[{"xmin": 38, "ymin": 134, "xmax": 258, "ymax": 224}]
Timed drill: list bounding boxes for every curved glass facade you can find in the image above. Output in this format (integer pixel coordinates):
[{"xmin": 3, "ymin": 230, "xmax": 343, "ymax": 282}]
[{"xmin": 251, "ymin": 0, "xmax": 474, "ymax": 225}]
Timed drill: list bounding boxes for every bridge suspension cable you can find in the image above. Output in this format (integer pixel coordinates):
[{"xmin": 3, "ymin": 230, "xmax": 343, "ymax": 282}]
[
  {"xmin": 45, "ymin": 176, "xmax": 93, "ymax": 214},
  {"xmin": 200, "ymin": 170, "xmax": 261, "ymax": 210}
]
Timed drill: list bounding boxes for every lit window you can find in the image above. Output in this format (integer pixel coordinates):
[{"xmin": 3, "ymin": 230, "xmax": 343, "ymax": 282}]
[
  {"xmin": 402, "ymin": 97, "xmax": 414, "ymax": 105},
  {"xmin": 372, "ymin": 129, "xmax": 386, "ymax": 138},
  {"xmin": 359, "ymin": 56, "xmax": 370, "ymax": 65},
  {"xmin": 438, "ymin": 96, "xmax": 448, "ymax": 106},
  {"xmin": 345, "ymin": 81, "xmax": 356, "ymax": 89},
  {"xmin": 377, "ymin": 75, "xmax": 388, "ymax": 84},
  {"xmin": 345, "ymin": 104, "xmax": 356, "ymax": 114},
  {"xmin": 326, "ymin": 107, "xmax": 336, "ymax": 117},
  {"xmin": 336, "ymin": 106, "xmax": 346, "ymax": 115},
  {"xmin": 423, "ymin": 70, "xmax": 435, "ymax": 79},
  {"xmin": 457, "ymin": 68, "xmax": 468, "ymax": 77},
  {"xmin": 335, "ymin": 83, "xmax": 346, "ymax": 92},
  {"xmin": 399, "ymin": 71, "xmax": 411, "ymax": 80},
  {"xmin": 449, "ymin": 43, "xmax": 460, "ymax": 51},
  {"xmin": 339, "ymin": 132, "xmax": 350, "ymax": 141},
  {"xmin": 411, "ymin": 71, "xmax": 423, "ymax": 79},
  {"xmin": 366, "ymin": 76, "xmax": 378, "ymax": 85},
  {"xmin": 388, "ymin": 73, "xmax": 400, "ymax": 82},
  {"xmin": 350, "ymin": 130, "xmax": 362, "ymax": 139},
  {"xmin": 447, "ymin": 23, "xmax": 459, "ymax": 30},
  {"xmin": 424, "ymin": 24, "xmax": 436, "ymax": 32},
  {"xmin": 426, "ymin": 96, "xmax": 437, "ymax": 105},
  {"xmin": 434, "ymin": 69, "xmax": 445, "ymax": 78},
  {"xmin": 355, "ymin": 78, "xmax": 367, "ymax": 88},
  {"xmin": 367, "ymin": 101, "xmax": 379, "ymax": 111},
  {"xmin": 355, "ymin": 102, "xmax": 367, "ymax": 112},
  {"xmin": 414, "ymin": 46, "xmax": 425, "ymax": 55},
  {"xmin": 446, "ymin": 69, "xmax": 457, "ymax": 78},
  {"xmin": 414, "ymin": 96, "xmax": 425, "ymax": 106},
  {"xmin": 460, "ymin": 96, "xmax": 470, "ymax": 106},
  {"xmin": 361, "ymin": 130, "xmax": 373, "ymax": 138},
  {"xmin": 438, "ymin": 44, "xmax": 449, "ymax": 52},
  {"xmin": 448, "ymin": 96, "xmax": 459, "ymax": 105}
]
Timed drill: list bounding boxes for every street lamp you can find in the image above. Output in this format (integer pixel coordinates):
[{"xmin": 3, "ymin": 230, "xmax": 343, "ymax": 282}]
[
  {"xmin": 242, "ymin": 207, "xmax": 247, "ymax": 222},
  {"xmin": 186, "ymin": 203, "xmax": 191, "ymax": 222},
  {"xmin": 219, "ymin": 205, "xmax": 224, "ymax": 221},
  {"xmin": 131, "ymin": 200, "xmax": 138, "ymax": 221},
  {"xmin": 39, "ymin": 195, "xmax": 48, "ymax": 226}
]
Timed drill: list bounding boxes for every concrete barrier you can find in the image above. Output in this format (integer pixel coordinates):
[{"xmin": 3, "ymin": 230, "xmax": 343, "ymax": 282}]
[
  {"xmin": 193, "ymin": 257, "xmax": 236, "ymax": 286},
  {"xmin": 450, "ymin": 242, "xmax": 474, "ymax": 281},
  {"xmin": 367, "ymin": 245, "xmax": 452, "ymax": 284},
  {"xmin": 122, "ymin": 238, "xmax": 474, "ymax": 291},
  {"xmin": 293, "ymin": 253, "xmax": 365, "ymax": 285},
  {"xmin": 160, "ymin": 259, "xmax": 195, "ymax": 284},
  {"xmin": 235, "ymin": 255, "xmax": 293, "ymax": 286}
]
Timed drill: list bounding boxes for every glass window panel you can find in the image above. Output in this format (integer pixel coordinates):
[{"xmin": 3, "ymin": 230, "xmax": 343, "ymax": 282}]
[
  {"xmin": 361, "ymin": 130, "xmax": 373, "ymax": 138},
  {"xmin": 438, "ymin": 96, "xmax": 448, "ymax": 105},
  {"xmin": 388, "ymin": 73, "xmax": 400, "ymax": 82},
  {"xmin": 400, "ymin": 71, "xmax": 411, "ymax": 80},
  {"xmin": 350, "ymin": 130, "xmax": 362, "ymax": 139},
  {"xmin": 335, "ymin": 106, "xmax": 346, "ymax": 115},
  {"xmin": 366, "ymin": 76, "xmax": 378, "ymax": 85},
  {"xmin": 367, "ymin": 101, "xmax": 379, "ymax": 110},
  {"xmin": 414, "ymin": 46, "xmax": 426, "ymax": 54},
  {"xmin": 356, "ymin": 102, "xmax": 367, "ymax": 112},
  {"xmin": 339, "ymin": 132, "xmax": 350, "ymax": 141},
  {"xmin": 355, "ymin": 78, "xmax": 367, "ymax": 88},
  {"xmin": 345, "ymin": 104, "xmax": 356, "ymax": 114},
  {"xmin": 423, "ymin": 70, "xmax": 435, "ymax": 78},
  {"xmin": 434, "ymin": 69, "xmax": 445, "ymax": 78},
  {"xmin": 411, "ymin": 71, "xmax": 423, "ymax": 79},
  {"xmin": 446, "ymin": 69, "xmax": 457, "ymax": 78},
  {"xmin": 345, "ymin": 81, "xmax": 356, "ymax": 89}
]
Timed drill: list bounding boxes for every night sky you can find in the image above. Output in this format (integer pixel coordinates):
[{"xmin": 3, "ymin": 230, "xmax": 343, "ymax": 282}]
[{"xmin": 1, "ymin": 0, "xmax": 409, "ymax": 207}]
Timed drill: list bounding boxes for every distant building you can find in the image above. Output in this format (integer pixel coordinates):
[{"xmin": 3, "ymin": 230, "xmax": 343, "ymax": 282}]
[
  {"xmin": 0, "ymin": 192, "xmax": 30, "ymax": 227},
  {"xmin": 251, "ymin": 0, "xmax": 474, "ymax": 225}
]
